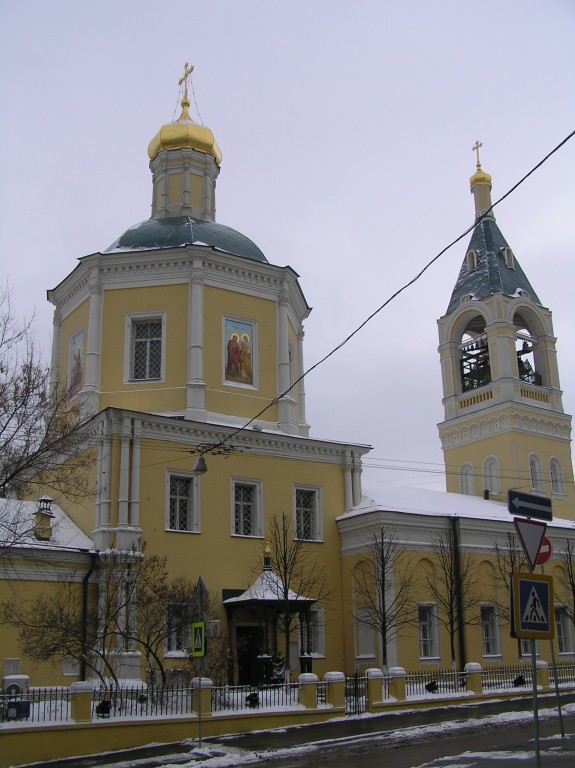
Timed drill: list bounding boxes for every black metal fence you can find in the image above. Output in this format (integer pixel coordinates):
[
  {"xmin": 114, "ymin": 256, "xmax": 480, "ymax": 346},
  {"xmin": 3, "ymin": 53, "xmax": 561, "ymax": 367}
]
[
  {"xmin": 211, "ymin": 682, "xmax": 300, "ymax": 712},
  {"xmin": 0, "ymin": 687, "xmax": 71, "ymax": 723}
]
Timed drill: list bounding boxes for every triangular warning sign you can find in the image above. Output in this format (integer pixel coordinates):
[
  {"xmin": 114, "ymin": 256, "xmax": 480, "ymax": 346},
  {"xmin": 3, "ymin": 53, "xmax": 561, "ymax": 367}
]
[
  {"xmin": 522, "ymin": 586, "xmax": 547, "ymax": 624},
  {"xmin": 514, "ymin": 518, "xmax": 547, "ymax": 571}
]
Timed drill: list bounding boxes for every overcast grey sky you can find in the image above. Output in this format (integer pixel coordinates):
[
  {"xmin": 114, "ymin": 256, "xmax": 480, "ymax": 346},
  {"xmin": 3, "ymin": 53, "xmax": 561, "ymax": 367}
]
[{"xmin": 1, "ymin": 0, "xmax": 573, "ymax": 493}]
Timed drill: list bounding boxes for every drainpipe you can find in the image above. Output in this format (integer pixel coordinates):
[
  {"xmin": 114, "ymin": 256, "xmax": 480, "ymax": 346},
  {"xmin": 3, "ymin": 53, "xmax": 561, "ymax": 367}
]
[
  {"xmin": 450, "ymin": 516, "xmax": 466, "ymax": 670},
  {"xmin": 81, "ymin": 551, "xmax": 98, "ymax": 682}
]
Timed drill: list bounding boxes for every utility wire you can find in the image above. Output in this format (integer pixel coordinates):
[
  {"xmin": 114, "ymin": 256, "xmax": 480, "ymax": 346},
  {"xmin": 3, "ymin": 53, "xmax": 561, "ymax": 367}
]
[{"xmin": 188, "ymin": 128, "xmax": 574, "ymax": 455}]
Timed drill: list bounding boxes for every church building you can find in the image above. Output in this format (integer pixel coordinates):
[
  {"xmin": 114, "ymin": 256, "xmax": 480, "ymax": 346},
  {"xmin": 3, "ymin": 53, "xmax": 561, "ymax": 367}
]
[{"xmin": 1, "ymin": 72, "xmax": 574, "ymax": 688}]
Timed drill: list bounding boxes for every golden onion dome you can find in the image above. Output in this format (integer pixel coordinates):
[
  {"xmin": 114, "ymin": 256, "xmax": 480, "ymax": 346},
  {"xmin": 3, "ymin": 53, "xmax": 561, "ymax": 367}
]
[
  {"xmin": 470, "ymin": 167, "xmax": 492, "ymax": 188},
  {"xmin": 148, "ymin": 96, "xmax": 222, "ymax": 165}
]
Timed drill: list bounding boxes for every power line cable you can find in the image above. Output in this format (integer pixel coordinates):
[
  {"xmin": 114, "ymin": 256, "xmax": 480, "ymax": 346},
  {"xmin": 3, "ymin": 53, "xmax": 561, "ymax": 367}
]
[{"xmin": 195, "ymin": 129, "xmax": 575, "ymax": 456}]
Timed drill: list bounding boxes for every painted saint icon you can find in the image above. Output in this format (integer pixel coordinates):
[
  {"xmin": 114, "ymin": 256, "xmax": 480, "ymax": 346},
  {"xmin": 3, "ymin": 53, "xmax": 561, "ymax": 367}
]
[{"xmin": 225, "ymin": 319, "xmax": 254, "ymax": 386}]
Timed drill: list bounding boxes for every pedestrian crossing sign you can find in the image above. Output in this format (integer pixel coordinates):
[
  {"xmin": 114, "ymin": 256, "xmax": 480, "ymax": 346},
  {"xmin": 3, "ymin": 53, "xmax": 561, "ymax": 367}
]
[
  {"xmin": 192, "ymin": 621, "xmax": 205, "ymax": 657},
  {"xmin": 511, "ymin": 572, "xmax": 554, "ymax": 640}
]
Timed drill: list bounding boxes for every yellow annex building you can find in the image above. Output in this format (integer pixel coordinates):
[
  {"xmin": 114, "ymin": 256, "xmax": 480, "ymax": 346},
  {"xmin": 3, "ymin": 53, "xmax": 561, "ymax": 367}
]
[{"xmin": 1, "ymin": 73, "xmax": 574, "ymax": 690}]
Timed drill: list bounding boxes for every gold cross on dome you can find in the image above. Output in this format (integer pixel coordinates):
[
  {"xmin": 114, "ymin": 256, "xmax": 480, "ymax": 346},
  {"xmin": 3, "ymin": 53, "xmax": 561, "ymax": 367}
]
[
  {"xmin": 472, "ymin": 140, "xmax": 483, "ymax": 169},
  {"xmin": 179, "ymin": 62, "xmax": 194, "ymax": 100}
]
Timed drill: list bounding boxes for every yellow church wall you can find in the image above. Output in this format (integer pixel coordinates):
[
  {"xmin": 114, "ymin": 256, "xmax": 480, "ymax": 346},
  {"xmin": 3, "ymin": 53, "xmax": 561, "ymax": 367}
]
[
  {"xmin": 135, "ymin": 439, "xmax": 346, "ymax": 676},
  {"xmin": 340, "ymin": 543, "xmax": 572, "ymax": 673},
  {"xmin": 0, "ymin": 556, "xmax": 88, "ymax": 686},
  {"xmin": 204, "ymin": 285, "xmax": 279, "ymax": 421},
  {"xmin": 59, "ymin": 299, "xmax": 90, "ymax": 394},
  {"xmin": 98, "ymin": 285, "xmax": 189, "ymax": 413}
]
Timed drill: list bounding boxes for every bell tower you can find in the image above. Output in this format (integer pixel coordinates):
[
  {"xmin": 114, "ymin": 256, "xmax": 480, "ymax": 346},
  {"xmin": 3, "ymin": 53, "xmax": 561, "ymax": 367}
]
[{"xmin": 437, "ymin": 145, "xmax": 574, "ymax": 517}]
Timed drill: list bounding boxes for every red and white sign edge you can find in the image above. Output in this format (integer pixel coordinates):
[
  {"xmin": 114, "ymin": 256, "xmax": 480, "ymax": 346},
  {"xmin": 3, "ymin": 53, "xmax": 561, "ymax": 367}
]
[{"xmin": 514, "ymin": 517, "xmax": 547, "ymax": 571}]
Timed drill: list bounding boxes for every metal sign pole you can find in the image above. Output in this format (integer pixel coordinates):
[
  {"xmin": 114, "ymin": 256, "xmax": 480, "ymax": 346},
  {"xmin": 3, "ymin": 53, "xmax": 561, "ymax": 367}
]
[{"xmin": 531, "ymin": 639, "xmax": 541, "ymax": 768}]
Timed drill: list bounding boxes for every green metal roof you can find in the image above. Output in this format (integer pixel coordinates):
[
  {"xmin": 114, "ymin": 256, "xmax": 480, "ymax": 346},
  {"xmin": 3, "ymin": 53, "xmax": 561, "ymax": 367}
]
[
  {"xmin": 106, "ymin": 216, "xmax": 268, "ymax": 263},
  {"xmin": 446, "ymin": 217, "xmax": 541, "ymax": 314}
]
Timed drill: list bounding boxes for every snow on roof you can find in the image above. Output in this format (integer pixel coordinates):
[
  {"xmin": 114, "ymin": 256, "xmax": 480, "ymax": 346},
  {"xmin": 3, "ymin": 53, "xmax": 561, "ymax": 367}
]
[
  {"xmin": 0, "ymin": 498, "xmax": 94, "ymax": 551},
  {"xmin": 344, "ymin": 484, "xmax": 575, "ymax": 531},
  {"xmin": 223, "ymin": 566, "xmax": 314, "ymax": 605}
]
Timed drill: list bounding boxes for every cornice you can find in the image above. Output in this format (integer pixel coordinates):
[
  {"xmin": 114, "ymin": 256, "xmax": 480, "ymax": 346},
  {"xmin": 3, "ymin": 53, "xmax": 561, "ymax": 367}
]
[
  {"xmin": 439, "ymin": 408, "xmax": 571, "ymax": 449},
  {"xmin": 97, "ymin": 407, "xmax": 370, "ymax": 464}
]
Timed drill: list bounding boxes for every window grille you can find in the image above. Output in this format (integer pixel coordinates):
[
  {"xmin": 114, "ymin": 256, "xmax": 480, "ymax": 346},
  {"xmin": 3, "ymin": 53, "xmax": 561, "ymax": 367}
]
[
  {"xmin": 169, "ymin": 476, "xmax": 192, "ymax": 531},
  {"xmin": 296, "ymin": 489, "xmax": 317, "ymax": 540},
  {"xmin": 132, "ymin": 319, "xmax": 162, "ymax": 380},
  {"xmin": 234, "ymin": 483, "xmax": 256, "ymax": 536}
]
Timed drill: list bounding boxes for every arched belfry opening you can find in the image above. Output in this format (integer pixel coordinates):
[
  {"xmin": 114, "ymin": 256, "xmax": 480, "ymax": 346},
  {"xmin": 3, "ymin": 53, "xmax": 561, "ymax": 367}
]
[
  {"xmin": 460, "ymin": 316, "xmax": 491, "ymax": 393},
  {"xmin": 513, "ymin": 312, "xmax": 542, "ymax": 386}
]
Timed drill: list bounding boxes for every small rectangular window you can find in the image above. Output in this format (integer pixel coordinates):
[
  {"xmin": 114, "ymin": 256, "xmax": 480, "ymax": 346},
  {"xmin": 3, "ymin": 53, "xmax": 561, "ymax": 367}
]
[{"xmin": 232, "ymin": 480, "xmax": 262, "ymax": 537}]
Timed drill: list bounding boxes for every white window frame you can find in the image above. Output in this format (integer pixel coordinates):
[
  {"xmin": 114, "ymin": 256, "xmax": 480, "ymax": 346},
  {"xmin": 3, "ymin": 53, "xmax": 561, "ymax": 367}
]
[
  {"xmin": 231, "ymin": 478, "xmax": 263, "ymax": 538},
  {"xmin": 125, "ymin": 311, "xmax": 166, "ymax": 383},
  {"xmin": 418, "ymin": 603, "xmax": 439, "ymax": 660},
  {"xmin": 480, "ymin": 604, "xmax": 501, "ymax": 658},
  {"xmin": 501, "ymin": 246, "xmax": 515, "ymax": 269},
  {"xmin": 555, "ymin": 606, "xmax": 574, "ymax": 654},
  {"xmin": 166, "ymin": 602, "xmax": 191, "ymax": 656},
  {"xmin": 166, "ymin": 471, "xmax": 201, "ymax": 533},
  {"xmin": 293, "ymin": 486, "xmax": 323, "ymax": 542},
  {"xmin": 467, "ymin": 250, "xmax": 478, "ymax": 272}
]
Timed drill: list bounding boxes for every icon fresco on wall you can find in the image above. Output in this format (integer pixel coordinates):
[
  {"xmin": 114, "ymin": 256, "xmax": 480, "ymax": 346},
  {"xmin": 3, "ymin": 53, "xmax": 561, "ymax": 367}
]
[
  {"xmin": 224, "ymin": 318, "xmax": 254, "ymax": 386},
  {"xmin": 68, "ymin": 329, "xmax": 84, "ymax": 395}
]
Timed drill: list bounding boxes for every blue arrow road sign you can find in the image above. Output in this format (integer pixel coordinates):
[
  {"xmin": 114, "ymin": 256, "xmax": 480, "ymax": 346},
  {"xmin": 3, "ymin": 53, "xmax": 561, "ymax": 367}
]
[{"xmin": 508, "ymin": 490, "xmax": 552, "ymax": 521}]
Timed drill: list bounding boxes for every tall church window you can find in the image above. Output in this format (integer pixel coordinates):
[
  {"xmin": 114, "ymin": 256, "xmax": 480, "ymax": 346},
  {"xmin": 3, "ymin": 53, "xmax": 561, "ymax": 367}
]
[
  {"xmin": 480, "ymin": 605, "xmax": 500, "ymax": 657},
  {"xmin": 418, "ymin": 604, "xmax": 439, "ymax": 659},
  {"xmin": 466, "ymin": 250, "xmax": 478, "ymax": 272},
  {"xmin": 460, "ymin": 319, "xmax": 491, "ymax": 392},
  {"xmin": 127, "ymin": 314, "xmax": 165, "ymax": 381},
  {"xmin": 550, "ymin": 458, "xmax": 564, "ymax": 495},
  {"xmin": 482, "ymin": 457, "xmax": 501, "ymax": 496},
  {"xmin": 232, "ymin": 480, "xmax": 262, "ymax": 537},
  {"xmin": 460, "ymin": 464, "xmax": 475, "ymax": 496},
  {"xmin": 529, "ymin": 454, "xmax": 544, "ymax": 492},
  {"xmin": 294, "ymin": 487, "xmax": 322, "ymax": 541}
]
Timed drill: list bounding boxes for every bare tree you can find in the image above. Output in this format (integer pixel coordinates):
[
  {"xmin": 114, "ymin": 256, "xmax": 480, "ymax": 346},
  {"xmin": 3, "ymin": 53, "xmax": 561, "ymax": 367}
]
[
  {"xmin": 493, "ymin": 531, "xmax": 528, "ymax": 661},
  {"xmin": 557, "ymin": 539, "xmax": 575, "ymax": 628},
  {"xmin": 263, "ymin": 512, "xmax": 331, "ymax": 670},
  {"xmin": 427, "ymin": 525, "xmax": 480, "ymax": 668},
  {"xmin": 0, "ymin": 285, "xmax": 95, "ymax": 555},
  {"xmin": 352, "ymin": 527, "xmax": 416, "ymax": 670}
]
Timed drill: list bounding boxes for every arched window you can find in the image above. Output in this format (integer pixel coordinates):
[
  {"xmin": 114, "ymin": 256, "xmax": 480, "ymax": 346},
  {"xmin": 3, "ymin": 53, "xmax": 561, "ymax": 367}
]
[
  {"xmin": 460, "ymin": 322, "xmax": 491, "ymax": 393},
  {"xmin": 483, "ymin": 456, "xmax": 501, "ymax": 496},
  {"xmin": 550, "ymin": 458, "xmax": 565, "ymax": 495},
  {"xmin": 460, "ymin": 463, "xmax": 475, "ymax": 496},
  {"xmin": 467, "ymin": 250, "xmax": 478, "ymax": 272},
  {"xmin": 529, "ymin": 454, "xmax": 544, "ymax": 492}
]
